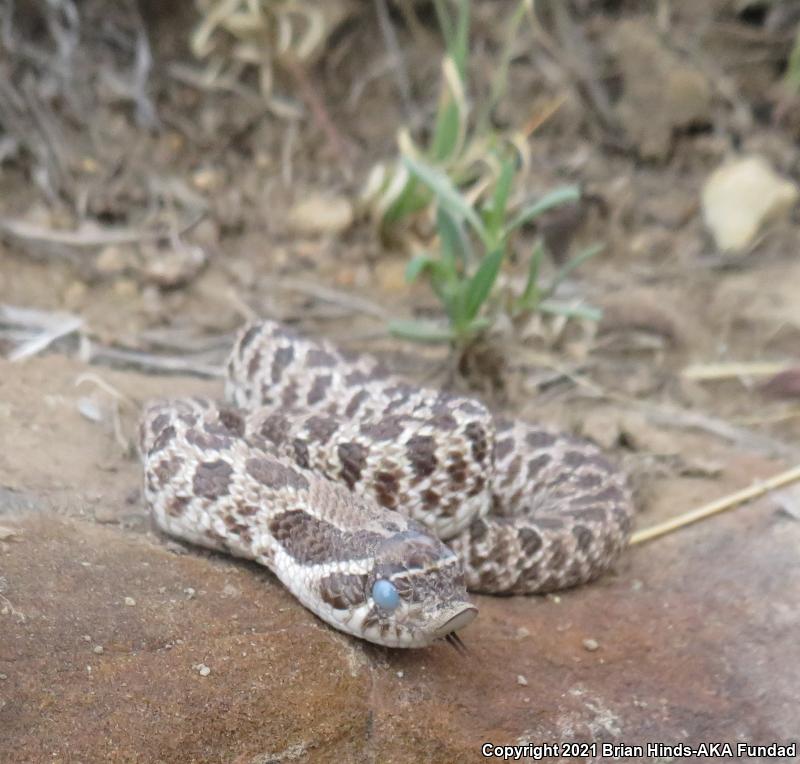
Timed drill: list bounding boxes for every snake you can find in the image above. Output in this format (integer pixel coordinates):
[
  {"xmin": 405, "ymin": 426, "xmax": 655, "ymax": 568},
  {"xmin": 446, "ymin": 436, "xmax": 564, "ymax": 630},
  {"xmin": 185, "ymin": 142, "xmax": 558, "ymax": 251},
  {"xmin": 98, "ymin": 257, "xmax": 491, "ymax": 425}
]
[{"xmin": 139, "ymin": 320, "xmax": 634, "ymax": 649}]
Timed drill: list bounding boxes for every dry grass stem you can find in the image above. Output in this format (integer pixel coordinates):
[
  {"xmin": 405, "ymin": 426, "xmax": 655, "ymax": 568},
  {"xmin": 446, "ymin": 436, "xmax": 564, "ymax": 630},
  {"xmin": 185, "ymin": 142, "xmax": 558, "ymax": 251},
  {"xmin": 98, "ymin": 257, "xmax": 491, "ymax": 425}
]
[{"xmin": 630, "ymin": 464, "xmax": 800, "ymax": 545}]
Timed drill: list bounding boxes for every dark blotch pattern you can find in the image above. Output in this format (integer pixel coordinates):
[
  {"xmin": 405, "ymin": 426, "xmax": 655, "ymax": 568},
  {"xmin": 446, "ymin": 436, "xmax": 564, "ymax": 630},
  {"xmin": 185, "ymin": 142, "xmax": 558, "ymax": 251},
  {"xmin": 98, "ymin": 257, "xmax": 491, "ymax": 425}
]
[
  {"xmin": 269, "ymin": 509, "xmax": 383, "ymax": 565},
  {"xmin": 307, "ymin": 374, "xmax": 333, "ymax": 405},
  {"xmin": 303, "ymin": 415, "xmax": 339, "ymax": 444},
  {"xmin": 238, "ymin": 325, "xmax": 261, "ymax": 356},
  {"xmin": 167, "ymin": 495, "xmax": 189, "ymax": 517},
  {"xmin": 292, "ymin": 438, "xmax": 310, "ymax": 469},
  {"xmin": 572, "ymin": 524, "xmax": 593, "ymax": 551},
  {"xmin": 217, "ymin": 408, "xmax": 245, "ymax": 437},
  {"xmin": 447, "ymin": 451, "xmax": 468, "ymax": 488},
  {"xmin": 465, "ymin": 422, "xmax": 489, "ymax": 465},
  {"xmin": 247, "ymin": 350, "xmax": 262, "ymax": 379},
  {"xmin": 246, "ymin": 457, "xmax": 309, "ymax": 491},
  {"xmin": 257, "ymin": 413, "xmax": 291, "ymax": 446},
  {"xmin": 406, "ymin": 435, "xmax": 437, "ymax": 480},
  {"xmin": 151, "ymin": 425, "xmax": 176, "ymax": 454},
  {"xmin": 307, "ymin": 348, "xmax": 338, "ymax": 367},
  {"xmin": 344, "ymin": 390, "xmax": 369, "ymax": 418},
  {"xmin": 518, "ymin": 527, "xmax": 543, "ymax": 558},
  {"xmin": 192, "ymin": 459, "xmax": 233, "ymax": 499},
  {"xmin": 337, "ymin": 441, "xmax": 368, "ymax": 489},
  {"xmin": 151, "ymin": 413, "xmax": 170, "ymax": 436},
  {"xmin": 360, "ymin": 416, "xmax": 404, "ymax": 442},
  {"xmin": 494, "ymin": 438, "xmax": 515, "ymax": 461},
  {"xmin": 271, "ymin": 345, "xmax": 295, "ymax": 384},
  {"xmin": 374, "ymin": 470, "xmax": 400, "ymax": 509},
  {"xmin": 186, "ymin": 427, "xmax": 232, "ymax": 451},
  {"xmin": 319, "ymin": 572, "xmax": 368, "ymax": 610}
]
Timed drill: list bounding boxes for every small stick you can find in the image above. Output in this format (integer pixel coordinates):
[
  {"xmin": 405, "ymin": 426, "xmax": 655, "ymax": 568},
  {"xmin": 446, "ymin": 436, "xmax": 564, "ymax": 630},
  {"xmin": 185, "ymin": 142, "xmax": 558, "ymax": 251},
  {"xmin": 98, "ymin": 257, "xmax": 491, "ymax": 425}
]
[
  {"xmin": 682, "ymin": 361, "xmax": 794, "ymax": 381},
  {"xmin": 630, "ymin": 464, "xmax": 800, "ymax": 545}
]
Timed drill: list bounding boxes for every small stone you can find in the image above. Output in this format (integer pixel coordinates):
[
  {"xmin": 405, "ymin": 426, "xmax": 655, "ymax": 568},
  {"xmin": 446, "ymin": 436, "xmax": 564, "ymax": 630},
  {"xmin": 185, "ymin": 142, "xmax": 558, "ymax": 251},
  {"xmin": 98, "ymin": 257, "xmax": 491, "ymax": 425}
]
[
  {"xmin": 516, "ymin": 674, "xmax": 529, "ymax": 686},
  {"xmin": 287, "ymin": 194, "xmax": 354, "ymax": 236},
  {"xmin": 191, "ymin": 166, "xmax": 224, "ymax": 192},
  {"xmin": 583, "ymin": 638, "xmax": 600, "ymax": 652},
  {"xmin": 0, "ymin": 526, "xmax": 19, "ymax": 541},
  {"xmin": 196, "ymin": 663, "xmax": 211, "ymax": 677},
  {"xmin": 221, "ymin": 583, "xmax": 240, "ymax": 599},
  {"xmin": 95, "ymin": 245, "xmax": 136, "ymax": 276},
  {"xmin": 0, "ymin": 673, "xmax": 7, "ymax": 680},
  {"xmin": 396, "ymin": 671, "xmax": 404, "ymax": 679},
  {"xmin": 183, "ymin": 587, "xmax": 196, "ymax": 600},
  {"xmin": 82, "ymin": 634, "xmax": 92, "ymax": 642},
  {"xmin": 93, "ymin": 645, "xmax": 104, "ymax": 654},
  {"xmin": 124, "ymin": 597, "xmax": 136, "ymax": 607},
  {"xmin": 515, "ymin": 627, "xmax": 531, "ymax": 640},
  {"xmin": 702, "ymin": 156, "xmax": 799, "ymax": 252},
  {"xmin": 140, "ymin": 242, "xmax": 207, "ymax": 289},
  {"xmin": 93, "ymin": 506, "xmax": 120, "ymax": 525}
]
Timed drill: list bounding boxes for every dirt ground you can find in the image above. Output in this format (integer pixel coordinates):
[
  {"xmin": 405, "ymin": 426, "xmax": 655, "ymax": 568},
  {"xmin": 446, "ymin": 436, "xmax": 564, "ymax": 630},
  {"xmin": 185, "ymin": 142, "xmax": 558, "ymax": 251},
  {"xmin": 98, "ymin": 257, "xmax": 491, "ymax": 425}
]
[{"xmin": 2, "ymin": 1, "xmax": 800, "ymax": 761}]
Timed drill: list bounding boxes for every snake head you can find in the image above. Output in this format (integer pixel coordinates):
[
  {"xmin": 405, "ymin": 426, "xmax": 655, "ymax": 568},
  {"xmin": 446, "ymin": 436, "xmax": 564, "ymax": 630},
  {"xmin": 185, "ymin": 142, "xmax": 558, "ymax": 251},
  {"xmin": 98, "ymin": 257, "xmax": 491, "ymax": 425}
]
[{"xmin": 339, "ymin": 530, "xmax": 478, "ymax": 648}]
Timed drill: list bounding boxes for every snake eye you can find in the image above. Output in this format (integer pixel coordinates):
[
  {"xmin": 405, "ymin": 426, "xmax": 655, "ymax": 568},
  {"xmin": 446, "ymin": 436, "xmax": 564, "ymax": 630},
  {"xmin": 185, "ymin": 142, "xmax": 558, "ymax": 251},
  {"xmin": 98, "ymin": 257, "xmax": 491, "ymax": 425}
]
[{"xmin": 371, "ymin": 579, "xmax": 400, "ymax": 611}]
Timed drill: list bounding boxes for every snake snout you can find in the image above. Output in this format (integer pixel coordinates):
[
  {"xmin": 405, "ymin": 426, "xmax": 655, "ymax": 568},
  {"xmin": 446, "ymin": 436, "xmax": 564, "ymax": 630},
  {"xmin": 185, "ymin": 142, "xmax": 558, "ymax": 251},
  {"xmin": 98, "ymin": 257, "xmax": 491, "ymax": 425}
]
[{"xmin": 431, "ymin": 604, "xmax": 478, "ymax": 639}]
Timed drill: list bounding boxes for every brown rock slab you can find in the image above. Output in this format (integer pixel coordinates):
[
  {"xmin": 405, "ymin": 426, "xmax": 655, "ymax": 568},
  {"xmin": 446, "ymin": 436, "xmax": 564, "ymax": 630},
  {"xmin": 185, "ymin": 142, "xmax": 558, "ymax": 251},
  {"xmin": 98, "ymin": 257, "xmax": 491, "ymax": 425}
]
[{"xmin": 1, "ymin": 357, "xmax": 799, "ymax": 761}]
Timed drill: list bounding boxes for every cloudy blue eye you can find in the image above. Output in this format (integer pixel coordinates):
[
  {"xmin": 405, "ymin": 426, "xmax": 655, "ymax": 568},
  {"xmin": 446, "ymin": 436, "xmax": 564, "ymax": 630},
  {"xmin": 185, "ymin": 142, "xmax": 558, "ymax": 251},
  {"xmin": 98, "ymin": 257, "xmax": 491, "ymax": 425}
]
[{"xmin": 372, "ymin": 579, "xmax": 400, "ymax": 611}]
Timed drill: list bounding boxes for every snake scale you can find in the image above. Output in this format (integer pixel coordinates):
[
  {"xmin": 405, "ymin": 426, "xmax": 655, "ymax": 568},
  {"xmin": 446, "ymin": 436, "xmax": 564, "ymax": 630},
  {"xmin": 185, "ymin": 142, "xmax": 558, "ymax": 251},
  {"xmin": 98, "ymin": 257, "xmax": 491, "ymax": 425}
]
[{"xmin": 140, "ymin": 320, "xmax": 634, "ymax": 648}]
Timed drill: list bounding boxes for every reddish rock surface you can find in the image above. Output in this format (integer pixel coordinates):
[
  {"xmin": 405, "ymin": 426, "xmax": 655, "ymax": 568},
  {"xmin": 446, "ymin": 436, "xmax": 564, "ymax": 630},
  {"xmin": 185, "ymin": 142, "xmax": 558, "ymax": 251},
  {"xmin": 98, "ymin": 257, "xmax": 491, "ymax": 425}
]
[{"xmin": 1, "ymin": 357, "xmax": 798, "ymax": 762}]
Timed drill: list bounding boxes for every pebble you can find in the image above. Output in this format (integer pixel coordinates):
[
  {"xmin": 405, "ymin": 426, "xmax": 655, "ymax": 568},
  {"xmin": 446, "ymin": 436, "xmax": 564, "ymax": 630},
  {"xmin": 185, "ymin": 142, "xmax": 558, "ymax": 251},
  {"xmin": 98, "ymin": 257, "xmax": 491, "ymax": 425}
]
[
  {"xmin": 93, "ymin": 645, "xmax": 104, "ymax": 655},
  {"xmin": 583, "ymin": 638, "xmax": 600, "ymax": 652},
  {"xmin": 0, "ymin": 673, "xmax": 7, "ymax": 680},
  {"xmin": 82, "ymin": 635, "xmax": 92, "ymax": 642},
  {"xmin": 287, "ymin": 193, "xmax": 354, "ymax": 236},
  {"xmin": 124, "ymin": 597, "xmax": 136, "ymax": 607},
  {"xmin": 183, "ymin": 587, "xmax": 196, "ymax": 600},
  {"xmin": 0, "ymin": 526, "xmax": 19, "ymax": 541},
  {"xmin": 702, "ymin": 156, "xmax": 798, "ymax": 252},
  {"xmin": 516, "ymin": 674, "xmax": 529, "ymax": 687},
  {"xmin": 515, "ymin": 627, "xmax": 531, "ymax": 640},
  {"xmin": 95, "ymin": 245, "xmax": 137, "ymax": 276},
  {"xmin": 196, "ymin": 664, "xmax": 211, "ymax": 677}
]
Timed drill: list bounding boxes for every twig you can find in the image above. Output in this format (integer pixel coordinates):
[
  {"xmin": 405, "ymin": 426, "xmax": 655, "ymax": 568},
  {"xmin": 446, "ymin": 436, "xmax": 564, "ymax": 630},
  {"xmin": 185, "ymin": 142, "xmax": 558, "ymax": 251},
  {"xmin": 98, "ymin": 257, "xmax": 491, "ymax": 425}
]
[
  {"xmin": 84, "ymin": 343, "xmax": 224, "ymax": 378},
  {"xmin": 682, "ymin": 361, "xmax": 794, "ymax": 381},
  {"xmin": 0, "ymin": 213, "xmax": 203, "ymax": 248},
  {"xmin": 1, "ymin": 304, "xmax": 83, "ymax": 361},
  {"xmin": 630, "ymin": 464, "xmax": 800, "ymax": 545},
  {"xmin": 276, "ymin": 278, "xmax": 391, "ymax": 320}
]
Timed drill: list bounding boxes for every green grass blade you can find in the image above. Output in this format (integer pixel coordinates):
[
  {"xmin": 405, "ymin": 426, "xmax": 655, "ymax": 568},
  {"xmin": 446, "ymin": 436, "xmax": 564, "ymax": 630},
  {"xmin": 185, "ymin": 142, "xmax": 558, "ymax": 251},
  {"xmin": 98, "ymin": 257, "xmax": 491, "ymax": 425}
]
[
  {"xmin": 430, "ymin": 58, "xmax": 468, "ymax": 162},
  {"xmin": 538, "ymin": 301, "xmax": 602, "ymax": 322},
  {"xmin": 389, "ymin": 319, "xmax": 455, "ymax": 344},
  {"xmin": 504, "ymin": 185, "xmax": 580, "ymax": 236},
  {"xmin": 463, "ymin": 246, "xmax": 504, "ymax": 322},
  {"xmin": 451, "ymin": 0, "xmax": 470, "ymax": 77},
  {"xmin": 437, "ymin": 205, "xmax": 473, "ymax": 266},
  {"xmin": 543, "ymin": 243, "xmax": 604, "ymax": 300},
  {"xmin": 402, "ymin": 155, "xmax": 489, "ymax": 246},
  {"xmin": 484, "ymin": 155, "xmax": 515, "ymax": 245},
  {"xmin": 516, "ymin": 239, "xmax": 545, "ymax": 310}
]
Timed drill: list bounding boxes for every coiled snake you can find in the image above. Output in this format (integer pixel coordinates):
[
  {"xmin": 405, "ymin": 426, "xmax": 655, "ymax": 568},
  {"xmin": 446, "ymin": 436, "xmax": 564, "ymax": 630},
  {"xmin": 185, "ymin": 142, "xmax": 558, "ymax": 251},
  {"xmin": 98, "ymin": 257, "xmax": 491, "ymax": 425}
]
[{"xmin": 140, "ymin": 321, "xmax": 633, "ymax": 648}]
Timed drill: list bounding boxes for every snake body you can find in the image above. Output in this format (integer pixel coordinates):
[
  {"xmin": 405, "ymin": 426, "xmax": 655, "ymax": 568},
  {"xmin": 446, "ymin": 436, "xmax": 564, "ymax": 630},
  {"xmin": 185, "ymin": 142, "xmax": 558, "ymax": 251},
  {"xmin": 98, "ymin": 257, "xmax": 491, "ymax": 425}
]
[{"xmin": 140, "ymin": 321, "xmax": 633, "ymax": 647}]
